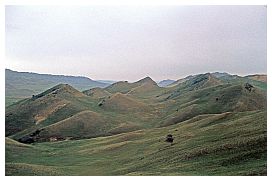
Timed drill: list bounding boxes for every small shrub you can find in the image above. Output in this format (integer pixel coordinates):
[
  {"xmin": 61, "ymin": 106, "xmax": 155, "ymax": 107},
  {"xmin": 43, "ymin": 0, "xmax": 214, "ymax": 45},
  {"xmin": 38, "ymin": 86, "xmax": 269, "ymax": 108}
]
[{"xmin": 165, "ymin": 134, "xmax": 174, "ymax": 143}]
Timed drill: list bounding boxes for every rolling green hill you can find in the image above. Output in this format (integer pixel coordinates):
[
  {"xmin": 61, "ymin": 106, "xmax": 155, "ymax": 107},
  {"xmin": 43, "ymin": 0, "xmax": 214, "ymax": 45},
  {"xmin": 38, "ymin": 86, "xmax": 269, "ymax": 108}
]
[
  {"xmin": 6, "ymin": 82, "xmax": 161, "ymax": 142},
  {"xmin": 5, "ymin": 72, "xmax": 267, "ymax": 175},
  {"xmin": 6, "ymin": 74, "xmax": 266, "ymax": 141},
  {"xmin": 168, "ymin": 72, "xmax": 267, "ymax": 91},
  {"xmin": 5, "ymin": 69, "xmax": 109, "ymax": 106}
]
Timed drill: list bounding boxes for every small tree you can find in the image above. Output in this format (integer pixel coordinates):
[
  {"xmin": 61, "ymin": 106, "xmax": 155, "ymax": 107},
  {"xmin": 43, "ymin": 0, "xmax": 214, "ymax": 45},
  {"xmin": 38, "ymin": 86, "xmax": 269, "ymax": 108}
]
[
  {"xmin": 165, "ymin": 134, "xmax": 174, "ymax": 144},
  {"xmin": 245, "ymin": 83, "xmax": 254, "ymax": 92}
]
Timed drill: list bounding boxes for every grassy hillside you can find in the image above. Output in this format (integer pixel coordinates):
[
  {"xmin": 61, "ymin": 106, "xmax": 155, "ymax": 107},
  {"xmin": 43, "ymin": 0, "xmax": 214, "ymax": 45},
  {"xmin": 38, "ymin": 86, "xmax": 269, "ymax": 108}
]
[
  {"xmin": 101, "ymin": 93, "xmax": 150, "ymax": 112},
  {"xmin": 6, "ymin": 110, "xmax": 266, "ymax": 176},
  {"xmin": 6, "ymin": 84, "xmax": 161, "ymax": 142},
  {"xmin": 105, "ymin": 81, "xmax": 138, "ymax": 94},
  {"xmin": 6, "ymin": 73, "xmax": 266, "ymax": 142},
  {"xmin": 168, "ymin": 73, "xmax": 267, "ymax": 91},
  {"xmin": 83, "ymin": 87, "xmax": 111, "ymax": 99},
  {"xmin": 5, "ymin": 72, "xmax": 267, "ymax": 175},
  {"xmin": 38, "ymin": 110, "xmax": 113, "ymax": 140},
  {"xmin": 5, "ymin": 84, "xmax": 87, "ymax": 136},
  {"xmin": 5, "ymin": 69, "xmax": 109, "ymax": 106},
  {"xmin": 105, "ymin": 77, "xmax": 162, "ymax": 97},
  {"xmin": 160, "ymin": 85, "xmax": 266, "ymax": 126}
]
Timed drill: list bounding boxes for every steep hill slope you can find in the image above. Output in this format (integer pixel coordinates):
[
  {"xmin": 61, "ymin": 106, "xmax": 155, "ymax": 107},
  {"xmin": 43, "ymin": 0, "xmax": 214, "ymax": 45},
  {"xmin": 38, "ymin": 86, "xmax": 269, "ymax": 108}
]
[{"xmin": 5, "ymin": 84, "xmax": 87, "ymax": 136}]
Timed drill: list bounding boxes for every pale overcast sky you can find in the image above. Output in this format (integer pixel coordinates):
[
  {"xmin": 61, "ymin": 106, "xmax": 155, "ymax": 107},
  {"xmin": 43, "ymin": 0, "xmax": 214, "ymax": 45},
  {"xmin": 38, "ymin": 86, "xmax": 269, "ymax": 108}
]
[{"xmin": 5, "ymin": 6, "xmax": 266, "ymax": 81}]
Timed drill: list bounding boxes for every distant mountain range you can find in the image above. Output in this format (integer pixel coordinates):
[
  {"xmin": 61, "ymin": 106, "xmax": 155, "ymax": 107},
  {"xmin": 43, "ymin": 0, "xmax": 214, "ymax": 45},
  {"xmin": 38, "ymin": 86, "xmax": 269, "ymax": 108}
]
[{"xmin": 5, "ymin": 69, "xmax": 110, "ymax": 106}]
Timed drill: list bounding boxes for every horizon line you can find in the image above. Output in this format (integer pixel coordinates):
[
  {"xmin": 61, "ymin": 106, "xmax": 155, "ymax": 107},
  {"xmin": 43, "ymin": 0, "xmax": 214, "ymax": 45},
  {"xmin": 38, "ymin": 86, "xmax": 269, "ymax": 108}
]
[{"xmin": 5, "ymin": 68, "xmax": 267, "ymax": 82}]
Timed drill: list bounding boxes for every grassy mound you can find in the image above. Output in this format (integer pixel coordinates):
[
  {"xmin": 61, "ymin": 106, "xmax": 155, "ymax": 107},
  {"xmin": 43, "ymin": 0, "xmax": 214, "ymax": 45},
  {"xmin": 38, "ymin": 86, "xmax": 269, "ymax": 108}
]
[{"xmin": 38, "ymin": 110, "xmax": 112, "ymax": 140}]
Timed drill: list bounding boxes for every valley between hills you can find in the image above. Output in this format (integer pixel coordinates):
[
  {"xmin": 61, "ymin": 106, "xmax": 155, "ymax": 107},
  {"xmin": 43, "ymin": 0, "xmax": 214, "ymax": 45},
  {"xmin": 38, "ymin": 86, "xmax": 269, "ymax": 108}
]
[{"xmin": 5, "ymin": 71, "xmax": 267, "ymax": 175}]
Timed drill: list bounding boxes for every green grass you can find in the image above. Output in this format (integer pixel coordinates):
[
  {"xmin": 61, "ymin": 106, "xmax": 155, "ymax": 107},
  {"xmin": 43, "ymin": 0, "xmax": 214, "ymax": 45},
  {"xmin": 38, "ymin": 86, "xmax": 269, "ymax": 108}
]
[
  {"xmin": 5, "ymin": 97, "xmax": 25, "ymax": 107},
  {"xmin": 6, "ymin": 79, "xmax": 266, "ymax": 142},
  {"xmin": 5, "ymin": 73, "xmax": 267, "ymax": 175},
  {"xmin": 6, "ymin": 110, "xmax": 266, "ymax": 176}
]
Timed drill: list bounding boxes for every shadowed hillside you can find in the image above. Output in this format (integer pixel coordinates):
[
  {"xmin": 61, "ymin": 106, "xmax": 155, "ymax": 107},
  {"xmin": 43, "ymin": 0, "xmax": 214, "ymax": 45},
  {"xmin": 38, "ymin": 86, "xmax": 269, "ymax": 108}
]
[{"xmin": 38, "ymin": 110, "xmax": 111, "ymax": 140}]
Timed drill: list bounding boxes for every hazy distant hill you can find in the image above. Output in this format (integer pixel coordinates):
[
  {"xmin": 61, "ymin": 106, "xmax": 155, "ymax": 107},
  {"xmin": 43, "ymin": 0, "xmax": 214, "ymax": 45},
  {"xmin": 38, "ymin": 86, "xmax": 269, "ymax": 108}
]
[
  {"xmin": 96, "ymin": 80, "xmax": 118, "ymax": 84},
  {"xmin": 5, "ymin": 69, "xmax": 109, "ymax": 106},
  {"xmin": 158, "ymin": 79, "xmax": 175, "ymax": 87},
  {"xmin": 245, "ymin": 74, "xmax": 267, "ymax": 82}
]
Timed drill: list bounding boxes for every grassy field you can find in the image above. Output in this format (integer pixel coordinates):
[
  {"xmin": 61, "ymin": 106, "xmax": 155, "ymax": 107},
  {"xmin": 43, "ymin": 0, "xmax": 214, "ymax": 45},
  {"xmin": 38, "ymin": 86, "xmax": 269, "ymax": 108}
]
[{"xmin": 6, "ymin": 110, "xmax": 266, "ymax": 176}]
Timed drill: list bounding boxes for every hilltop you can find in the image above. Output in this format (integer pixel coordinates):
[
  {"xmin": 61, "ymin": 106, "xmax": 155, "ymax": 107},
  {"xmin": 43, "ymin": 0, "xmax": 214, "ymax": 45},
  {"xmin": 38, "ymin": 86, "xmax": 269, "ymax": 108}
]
[{"xmin": 83, "ymin": 87, "xmax": 111, "ymax": 99}]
